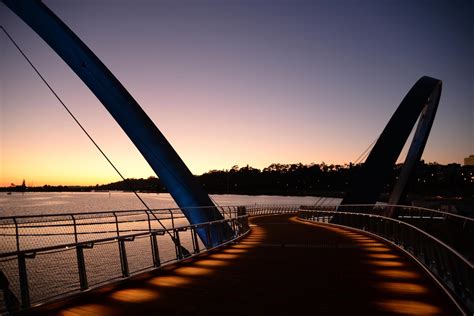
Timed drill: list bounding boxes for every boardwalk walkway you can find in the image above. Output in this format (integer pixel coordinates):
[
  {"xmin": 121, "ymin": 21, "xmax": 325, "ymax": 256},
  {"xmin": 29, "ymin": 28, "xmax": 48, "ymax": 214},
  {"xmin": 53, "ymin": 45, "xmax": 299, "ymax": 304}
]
[{"xmin": 31, "ymin": 214, "xmax": 459, "ymax": 315}]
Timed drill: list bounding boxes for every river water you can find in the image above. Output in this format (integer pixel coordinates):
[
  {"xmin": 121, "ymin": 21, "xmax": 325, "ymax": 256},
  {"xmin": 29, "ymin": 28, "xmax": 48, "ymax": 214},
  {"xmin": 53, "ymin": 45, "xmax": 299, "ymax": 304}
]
[{"xmin": 0, "ymin": 192, "xmax": 340, "ymax": 217}]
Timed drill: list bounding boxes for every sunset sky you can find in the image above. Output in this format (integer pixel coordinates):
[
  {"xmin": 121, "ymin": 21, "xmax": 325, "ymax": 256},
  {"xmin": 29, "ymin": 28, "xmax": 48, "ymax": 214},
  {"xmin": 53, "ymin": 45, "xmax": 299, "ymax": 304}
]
[{"xmin": 1, "ymin": 0, "xmax": 473, "ymax": 186}]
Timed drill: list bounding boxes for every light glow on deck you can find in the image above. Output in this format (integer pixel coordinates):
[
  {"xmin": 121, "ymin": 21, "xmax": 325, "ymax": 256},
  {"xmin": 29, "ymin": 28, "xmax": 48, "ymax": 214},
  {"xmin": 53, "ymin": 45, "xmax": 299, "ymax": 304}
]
[
  {"xmin": 109, "ymin": 288, "xmax": 159, "ymax": 303},
  {"xmin": 357, "ymin": 242, "xmax": 386, "ymax": 247},
  {"xmin": 194, "ymin": 259, "xmax": 230, "ymax": 267},
  {"xmin": 174, "ymin": 266, "xmax": 213, "ymax": 276},
  {"xmin": 230, "ymin": 244, "xmax": 255, "ymax": 249},
  {"xmin": 60, "ymin": 304, "xmax": 113, "ymax": 315},
  {"xmin": 375, "ymin": 282, "xmax": 429, "ymax": 295},
  {"xmin": 361, "ymin": 246, "xmax": 393, "ymax": 253},
  {"xmin": 366, "ymin": 260, "xmax": 406, "ymax": 267},
  {"xmin": 148, "ymin": 275, "xmax": 191, "ymax": 287},
  {"xmin": 366, "ymin": 253, "xmax": 400, "ymax": 260},
  {"xmin": 373, "ymin": 269, "xmax": 420, "ymax": 280},
  {"xmin": 222, "ymin": 248, "xmax": 247, "ymax": 254},
  {"xmin": 208, "ymin": 253, "xmax": 239, "ymax": 260},
  {"xmin": 375, "ymin": 299, "xmax": 441, "ymax": 315}
]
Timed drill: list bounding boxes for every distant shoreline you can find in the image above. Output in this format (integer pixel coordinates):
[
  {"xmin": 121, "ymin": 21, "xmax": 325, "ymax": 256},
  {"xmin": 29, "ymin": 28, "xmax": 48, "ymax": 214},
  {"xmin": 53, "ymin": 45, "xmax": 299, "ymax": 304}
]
[{"xmin": 2, "ymin": 162, "xmax": 472, "ymax": 200}]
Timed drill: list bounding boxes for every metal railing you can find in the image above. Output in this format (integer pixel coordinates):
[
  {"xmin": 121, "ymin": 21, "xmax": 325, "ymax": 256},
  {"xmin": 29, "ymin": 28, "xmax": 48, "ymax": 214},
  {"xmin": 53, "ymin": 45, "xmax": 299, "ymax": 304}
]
[
  {"xmin": 301, "ymin": 204, "xmax": 474, "ymax": 262},
  {"xmin": 246, "ymin": 204, "xmax": 300, "ymax": 216},
  {"xmin": 1, "ymin": 203, "xmax": 471, "ymax": 313},
  {"xmin": 238, "ymin": 203, "xmax": 472, "ymax": 313},
  {"xmin": 297, "ymin": 208, "xmax": 474, "ymax": 314},
  {"xmin": 0, "ymin": 206, "xmax": 248, "ymax": 313}
]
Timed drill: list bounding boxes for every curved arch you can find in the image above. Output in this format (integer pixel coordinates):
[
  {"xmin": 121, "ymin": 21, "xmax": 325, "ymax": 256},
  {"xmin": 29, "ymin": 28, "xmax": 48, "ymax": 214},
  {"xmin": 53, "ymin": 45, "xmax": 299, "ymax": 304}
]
[
  {"xmin": 341, "ymin": 76, "xmax": 442, "ymax": 207},
  {"xmin": 3, "ymin": 0, "xmax": 232, "ymax": 246}
]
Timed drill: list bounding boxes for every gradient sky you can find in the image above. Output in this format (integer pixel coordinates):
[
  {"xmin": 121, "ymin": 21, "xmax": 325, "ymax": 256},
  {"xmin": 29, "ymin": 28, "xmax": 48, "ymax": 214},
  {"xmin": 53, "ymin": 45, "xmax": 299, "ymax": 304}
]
[{"xmin": 1, "ymin": 0, "xmax": 473, "ymax": 186}]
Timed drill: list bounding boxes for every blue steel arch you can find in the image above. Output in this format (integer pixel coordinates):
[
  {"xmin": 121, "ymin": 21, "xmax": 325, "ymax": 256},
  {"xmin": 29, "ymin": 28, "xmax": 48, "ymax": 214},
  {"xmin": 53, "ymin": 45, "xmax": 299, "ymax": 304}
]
[
  {"xmin": 3, "ymin": 0, "xmax": 232, "ymax": 247},
  {"xmin": 341, "ymin": 76, "xmax": 442, "ymax": 207}
]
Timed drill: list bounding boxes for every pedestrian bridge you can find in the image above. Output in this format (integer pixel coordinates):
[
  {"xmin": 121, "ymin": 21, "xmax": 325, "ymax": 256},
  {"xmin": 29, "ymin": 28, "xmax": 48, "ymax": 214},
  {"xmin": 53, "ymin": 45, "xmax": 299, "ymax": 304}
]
[{"xmin": 0, "ymin": 205, "xmax": 472, "ymax": 315}]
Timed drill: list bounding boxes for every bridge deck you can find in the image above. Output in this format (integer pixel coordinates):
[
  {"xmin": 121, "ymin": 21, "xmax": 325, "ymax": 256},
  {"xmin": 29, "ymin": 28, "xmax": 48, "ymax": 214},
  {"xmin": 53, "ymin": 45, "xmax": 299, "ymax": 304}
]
[{"xmin": 30, "ymin": 215, "xmax": 459, "ymax": 315}]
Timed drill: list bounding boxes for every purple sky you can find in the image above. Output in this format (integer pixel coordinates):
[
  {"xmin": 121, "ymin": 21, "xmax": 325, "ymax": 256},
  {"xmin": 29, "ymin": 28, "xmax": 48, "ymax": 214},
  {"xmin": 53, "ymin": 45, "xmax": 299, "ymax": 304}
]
[{"xmin": 1, "ymin": 0, "xmax": 473, "ymax": 186}]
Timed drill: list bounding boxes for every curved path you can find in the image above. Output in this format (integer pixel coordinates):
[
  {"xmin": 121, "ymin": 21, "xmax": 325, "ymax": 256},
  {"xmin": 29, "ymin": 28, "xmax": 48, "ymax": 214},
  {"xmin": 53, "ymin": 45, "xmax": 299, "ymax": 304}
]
[{"xmin": 31, "ymin": 215, "xmax": 460, "ymax": 315}]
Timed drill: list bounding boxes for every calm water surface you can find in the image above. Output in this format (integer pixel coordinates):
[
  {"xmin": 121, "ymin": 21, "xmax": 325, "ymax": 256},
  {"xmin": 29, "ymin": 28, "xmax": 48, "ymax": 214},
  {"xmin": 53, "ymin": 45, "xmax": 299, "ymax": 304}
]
[{"xmin": 0, "ymin": 192, "xmax": 341, "ymax": 217}]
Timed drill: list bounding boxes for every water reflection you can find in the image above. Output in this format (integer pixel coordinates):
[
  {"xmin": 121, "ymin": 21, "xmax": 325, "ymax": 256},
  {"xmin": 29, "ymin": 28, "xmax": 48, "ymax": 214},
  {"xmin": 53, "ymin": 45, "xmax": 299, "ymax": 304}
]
[{"xmin": 0, "ymin": 192, "xmax": 341, "ymax": 217}]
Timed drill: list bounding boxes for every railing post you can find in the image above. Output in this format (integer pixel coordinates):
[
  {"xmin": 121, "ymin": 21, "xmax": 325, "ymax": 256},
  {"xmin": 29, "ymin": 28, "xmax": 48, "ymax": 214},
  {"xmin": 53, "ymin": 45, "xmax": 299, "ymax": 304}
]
[
  {"xmin": 113, "ymin": 212, "xmax": 129, "ymax": 278},
  {"xmin": 174, "ymin": 229, "xmax": 182, "ymax": 259},
  {"xmin": 76, "ymin": 246, "xmax": 88, "ymax": 290},
  {"xmin": 169, "ymin": 209, "xmax": 175, "ymax": 230},
  {"xmin": 113, "ymin": 211, "xmax": 120, "ymax": 237},
  {"xmin": 13, "ymin": 218, "xmax": 20, "ymax": 252},
  {"xmin": 192, "ymin": 226, "xmax": 200, "ymax": 254},
  {"xmin": 231, "ymin": 219, "xmax": 237, "ymax": 237},
  {"xmin": 146, "ymin": 211, "xmax": 152, "ymax": 232},
  {"xmin": 146, "ymin": 211, "xmax": 161, "ymax": 267},
  {"xmin": 18, "ymin": 254, "xmax": 30, "ymax": 309},
  {"xmin": 118, "ymin": 239, "xmax": 129, "ymax": 277},
  {"xmin": 150, "ymin": 233, "xmax": 161, "ymax": 267},
  {"xmin": 72, "ymin": 215, "xmax": 89, "ymax": 290},
  {"xmin": 71, "ymin": 215, "xmax": 78, "ymax": 244}
]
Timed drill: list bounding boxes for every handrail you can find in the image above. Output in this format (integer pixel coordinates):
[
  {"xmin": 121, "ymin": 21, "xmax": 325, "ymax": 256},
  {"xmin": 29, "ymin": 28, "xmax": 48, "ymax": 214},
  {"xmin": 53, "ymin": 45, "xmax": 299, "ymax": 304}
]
[
  {"xmin": 0, "ymin": 215, "xmax": 248, "ymax": 259},
  {"xmin": 0, "ymin": 210, "xmax": 250, "ymax": 313},
  {"xmin": 241, "ymin": 204, "xmax": 473, "ymax": 312},
  {"xmin": 333, "ymin": 203, "xmax": 474, "ymax": 222},
  {"xmin": 299, "ymin": 209, "xmax": 473, "ymax": 267},
  {"xmin": 298, "ymin": 209, "xmax": 473, "ymax": 313},
  {"xmin": 0, "ymin": 216, "xmax": 186, "ymax": 228},
  {"xmin": 1, "ymin": 203, "xmax": 470, "ymax": 313},
  {"xmin": 245, "ymin": 204, "xmax": 301, "ymax": 216},
  {"xmin": 0, "ymin": 216, "xmax": 186, "ymax": 230},
  {"xmin": 303, "ymin": 204, "xmax": 474, "ymax": 261},
  {"xmin": 0, "ymin": 205, "xmax": 231, "ymax": 221}
]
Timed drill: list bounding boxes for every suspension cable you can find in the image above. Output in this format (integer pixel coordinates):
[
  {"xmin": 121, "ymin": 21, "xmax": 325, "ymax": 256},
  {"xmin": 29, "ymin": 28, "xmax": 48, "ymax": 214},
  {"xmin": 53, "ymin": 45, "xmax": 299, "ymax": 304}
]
[
  {"xmin": 353, "ymin": 134, "xmax": 380, "ymax": 165},
  {"xmin": 0, "ymin": 26, "xmax": 181, "ymax": 242}
]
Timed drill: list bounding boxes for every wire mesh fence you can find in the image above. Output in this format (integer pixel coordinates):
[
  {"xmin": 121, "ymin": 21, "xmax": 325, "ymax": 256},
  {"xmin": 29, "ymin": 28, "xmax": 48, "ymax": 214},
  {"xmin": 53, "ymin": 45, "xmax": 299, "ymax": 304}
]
[
  {"xmin": 0, "ymin": 206, "xmax": 249, "ymax": 314},
  {"xmin": 301, "ymin": 204, "xmax": 474, "ymax": 262},
  {"xmin": 26, "ymin": 248, "xmax": 80, "ymax": 303},
  {"xmin": 126, "ymin": 236, "xmax": 154, "ymax": 275},
  {"xmin": 298, "ymin": 208, "xmax": 474, "ymax": 314},
  {"xmin": 84, "ymin": 240, "xmax": 123, "ymax": 288}
]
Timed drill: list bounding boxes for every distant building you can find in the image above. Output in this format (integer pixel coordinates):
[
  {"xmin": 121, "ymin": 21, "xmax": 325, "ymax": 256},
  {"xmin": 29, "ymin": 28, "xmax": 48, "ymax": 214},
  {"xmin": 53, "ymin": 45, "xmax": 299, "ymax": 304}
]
[{"xmin": 464, "ymin": 155, "xmax": 474, "ymax": 166}]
